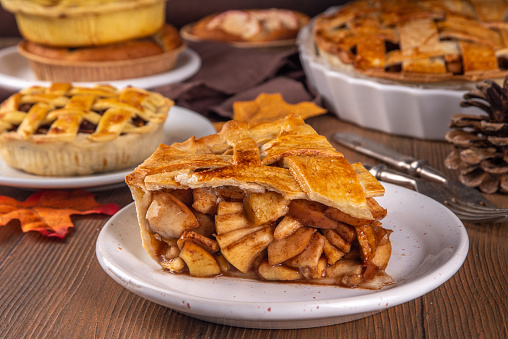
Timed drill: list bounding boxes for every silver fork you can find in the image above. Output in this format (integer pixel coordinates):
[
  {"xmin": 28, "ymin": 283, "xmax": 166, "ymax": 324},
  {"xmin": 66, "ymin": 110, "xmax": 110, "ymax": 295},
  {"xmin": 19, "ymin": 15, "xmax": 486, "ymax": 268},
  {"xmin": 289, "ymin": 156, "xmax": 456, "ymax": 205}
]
[
  {"xmin": 444, "ymin": 199, "xmax": 508, "ymax": 223},
  {"xmin": 333, "ymin": 133, "xmax": 506, "ymax": 224},
  {"xmin": 367, "ymin": 164, "xmax": 508, "ymax": 224}
]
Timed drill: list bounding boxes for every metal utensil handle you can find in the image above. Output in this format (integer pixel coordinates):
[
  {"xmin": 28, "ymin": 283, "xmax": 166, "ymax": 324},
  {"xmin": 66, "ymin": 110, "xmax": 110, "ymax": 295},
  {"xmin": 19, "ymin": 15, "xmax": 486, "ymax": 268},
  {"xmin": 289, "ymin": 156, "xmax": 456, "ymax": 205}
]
[
  {"xmin": 333, "ymin": 132, "xmax": 448, "ymax": 184},
  {"xmin": 368, "ymin": 164, "xmax": 419, "ymax": 191},
  {"xmin": 333, "ymin": 132, "xmax": 415, "ymax": 169}
]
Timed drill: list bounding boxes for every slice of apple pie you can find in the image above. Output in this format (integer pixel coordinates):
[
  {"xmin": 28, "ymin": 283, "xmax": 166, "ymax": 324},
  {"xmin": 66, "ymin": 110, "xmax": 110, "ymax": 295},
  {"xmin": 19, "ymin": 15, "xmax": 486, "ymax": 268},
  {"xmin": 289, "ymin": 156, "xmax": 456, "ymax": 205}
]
[{"xmin": 126, "ymin": 114, "xmax": 394, "ymax": 289}]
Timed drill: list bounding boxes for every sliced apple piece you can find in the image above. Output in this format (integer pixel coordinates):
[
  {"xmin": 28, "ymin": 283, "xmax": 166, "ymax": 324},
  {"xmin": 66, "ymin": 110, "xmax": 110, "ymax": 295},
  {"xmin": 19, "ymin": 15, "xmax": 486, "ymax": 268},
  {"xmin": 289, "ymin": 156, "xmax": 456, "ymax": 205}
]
[
  {"xmin": 355, "ymin": 224, "xmax": 377, "ymax": 265},
  {"xmin": 217, "ymin": 201, "xmax": 244, "ymax": 215},
  {"xmin": 215, "ymin": 225, "xmax": 268, "ymax": 248},
  {"xmin": 367, "ymin": 198, "xmax": 387, "ymax": 220},
  {"xmin": 146, "ymin": 191, "xmax": 199, "ymax": 239},
  {"xmin": 288, "ymin": 199, "xmax": 338, "ymax": 229},
  {"xmin": 177, "ymin": 230, "xmax": 219, "ymax": 253},
  {"xmin": 244, "ymin": 192, "xmax": 288, "ymax": 223},
  {"xmin": 170, "ymin": 189, "xmax": 193, "ymax": 207},
  {"xmin": 258, "ymin": 260, "xmax": 303, "ymax": 281},
  {"xmin": 160, "ymin": 257, "xmax": 186, "ymax": 273},
  {"xmin": 243, "ymin": 191, "xmax": 290, "ymax": 226},
  {"xmin": 325, "ymin": 206, "xmax": 370, "ymax": 226},
  {"xmin": 161, "ymin": 244, "xmax": 180, "ymax": 261},
  {"xmin": 314, "ymin": 256, "xmax": 328, "ymax": 279},
  {"xmin": 215, "ymin": 212, "xmax": 251, "ymax": 234},
  {"xmin": 371, "ymin": 226, "xmax": 392, "ymax": 270},
  {"xmin": 359, "ymin": 271, "xmax": 395, "ymax": 290},
  {"xmin": 220, "ymin": 227, "xmax": 274, "ymax": 273},
  {"xmin": 323, "ymin": 229, "xmax": 351, "ymax": 253},
  {"xmin": 334, "ymin": 222, "xmax": 356, "ymax": 243},
  {"xmin": 322, "ymin": 237, "xmax": 345, "ymax": 265},
  {"xmin": 273, "ymin": 215, "xmax": 303, "ymax": 240},
  {"xmin": 267, "ymin": 227, "xmax": 315, "ymax": 265},
  {"xmin": 192, "ymin": 187, "xmax": 217, "ymax": 214},
  {"xmin": 325, "ymin": 259, "xmax": 363, "ymax": 279},
  {"xmin": 285, "ymin": 232, "xmax": 324, "ymax": 270},
  {"xmin": 298, "ymin": 256, "xmax": 328, "ymax": 280},
  {"xmin": 215, "ymin": 254, "xmax": 232, "ymax": 272},
  {"xmin": 324, "ymin": 198, "xmax": 387, "ymax": 226},
  {"xmin": 217, "ymin": 187, "xmax": 244, "ymax": 201},
  {"xmin": 192, "ymin": 211, "xmax": 215, "ymax": 238},
  {"xmin": 179, "ymin": 241, "xmax": 221, "ymax": 277}
]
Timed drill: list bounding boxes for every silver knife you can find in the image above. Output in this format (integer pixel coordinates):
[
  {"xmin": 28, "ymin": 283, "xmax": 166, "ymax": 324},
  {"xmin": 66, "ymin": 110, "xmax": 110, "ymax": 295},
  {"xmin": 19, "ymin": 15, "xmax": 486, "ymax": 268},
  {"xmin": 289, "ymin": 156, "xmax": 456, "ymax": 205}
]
[
  {"xmin": 332, "ymin": 132, "xmax": 494, "ymax": 207},
  {"xmin": 333, "ymin": 132, "xmax": 448, "ymax": 184},
  {"xmin": 364, "ymin": 163, "xmax": 454, "ymax": 205},
  {"xmin": 362, "ymin": 162, "xmax": 492, "ymax": 210}
]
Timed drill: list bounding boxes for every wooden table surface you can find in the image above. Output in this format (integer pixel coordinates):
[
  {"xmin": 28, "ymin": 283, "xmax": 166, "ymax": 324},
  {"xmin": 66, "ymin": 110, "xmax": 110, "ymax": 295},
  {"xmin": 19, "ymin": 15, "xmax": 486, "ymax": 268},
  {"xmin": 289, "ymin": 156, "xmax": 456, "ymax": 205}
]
[{"xmin": 0, "ymin": 39, "xmax": 507, "ymax": 339}]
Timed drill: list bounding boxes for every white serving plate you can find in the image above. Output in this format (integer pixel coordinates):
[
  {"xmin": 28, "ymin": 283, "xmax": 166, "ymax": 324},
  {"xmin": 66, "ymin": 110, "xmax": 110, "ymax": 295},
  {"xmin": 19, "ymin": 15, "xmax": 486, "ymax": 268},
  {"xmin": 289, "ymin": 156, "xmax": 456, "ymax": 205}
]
[
  {"xmin": 0, "ymin": 106, "xmax": 215, "ymax": 190},
  {"xmin": 0, "ymin": 46, "xmax": 201, "ymax": 91},
  {"xmin": 297, "ymin": 17, "xmax": 483, "ymax": 140},
  {"xmin": 96, "ymin": 183, "xmax": 469, "ymax": 329}
]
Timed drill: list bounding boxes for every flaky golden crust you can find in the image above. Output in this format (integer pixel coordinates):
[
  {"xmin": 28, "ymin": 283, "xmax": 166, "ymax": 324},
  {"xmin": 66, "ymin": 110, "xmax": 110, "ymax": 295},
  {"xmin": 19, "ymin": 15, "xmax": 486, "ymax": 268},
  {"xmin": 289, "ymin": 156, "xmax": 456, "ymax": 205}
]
[{"xmin": 313, "ymin": 0, "xmax": 508, "ymax": 83}]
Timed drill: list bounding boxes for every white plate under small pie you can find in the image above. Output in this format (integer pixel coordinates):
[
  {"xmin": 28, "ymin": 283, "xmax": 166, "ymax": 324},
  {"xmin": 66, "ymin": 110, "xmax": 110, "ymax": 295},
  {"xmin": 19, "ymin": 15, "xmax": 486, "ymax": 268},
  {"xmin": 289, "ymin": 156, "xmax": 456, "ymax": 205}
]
[
  {"xmin": 0, "ymin": 106, "xmax": 216, "ymax": 190},
  {"xmin": 95, "ymin": 183, "xmax": 469, "ymax": 329},
  {"xmin": 0, "ymin": 46, "xmax": 201, "ymax": 91}
]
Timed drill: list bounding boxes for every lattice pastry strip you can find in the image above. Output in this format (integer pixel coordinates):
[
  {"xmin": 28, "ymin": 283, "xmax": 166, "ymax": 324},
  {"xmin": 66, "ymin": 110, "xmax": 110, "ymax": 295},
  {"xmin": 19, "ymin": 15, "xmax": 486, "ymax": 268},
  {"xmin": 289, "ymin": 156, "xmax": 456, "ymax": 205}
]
[
  {"xmin": 1, "ymin": 83, "xmax": 171, "ymax": 142},
  {"xmin": 314, "ymin": 0, "xmax": 508, "ymax": 82},
  {"xmin": 35, "ymin": 94, "xmax": 96, "ymax": 142},
  {"xmin": 88, "ymin": 107, "xmax": 133, "ymax": 142}
]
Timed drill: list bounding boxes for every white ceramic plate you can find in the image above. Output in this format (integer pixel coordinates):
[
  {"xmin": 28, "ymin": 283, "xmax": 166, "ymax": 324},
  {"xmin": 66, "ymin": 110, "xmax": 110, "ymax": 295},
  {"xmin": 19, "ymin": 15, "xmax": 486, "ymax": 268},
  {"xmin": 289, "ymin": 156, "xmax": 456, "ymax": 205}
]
[
  {"xmin": 297, "ymin": 13, "xmax": 483, "ymax": 140},
  {"xmin": 96, "ymin": 183, "xmax": 469, "ymax": 329},
  {"xmin": 0, "ymin": 106, "xmax": 216, "ymax": 190},
  {"xmin": 0, "ymin": 46, "xmax": 201, "ymax": 91}
]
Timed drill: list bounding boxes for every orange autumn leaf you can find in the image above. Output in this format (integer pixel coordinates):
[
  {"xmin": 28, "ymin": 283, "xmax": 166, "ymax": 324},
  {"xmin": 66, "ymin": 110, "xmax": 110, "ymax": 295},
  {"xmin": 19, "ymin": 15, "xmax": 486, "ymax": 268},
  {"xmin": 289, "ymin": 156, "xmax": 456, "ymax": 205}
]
[
  {"xmin": 233, "ymin": 92, "xmax": 327, "ymax": 124},
  {"xmin": 0, "ymin": 190, "xmax": 119, "ymax": 238}
]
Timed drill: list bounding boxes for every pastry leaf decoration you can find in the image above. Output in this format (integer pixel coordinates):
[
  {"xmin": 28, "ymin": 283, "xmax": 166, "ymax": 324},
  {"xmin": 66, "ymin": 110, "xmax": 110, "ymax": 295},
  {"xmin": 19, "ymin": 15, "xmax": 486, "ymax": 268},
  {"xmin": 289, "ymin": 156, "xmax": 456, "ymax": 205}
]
[
  {"xmin": 233, "ymin": 93, "xmax": 326, "ymax": 123},
  {"xmin": 0, "ymin": 190, "xmax": 119, "ymax": 238}
]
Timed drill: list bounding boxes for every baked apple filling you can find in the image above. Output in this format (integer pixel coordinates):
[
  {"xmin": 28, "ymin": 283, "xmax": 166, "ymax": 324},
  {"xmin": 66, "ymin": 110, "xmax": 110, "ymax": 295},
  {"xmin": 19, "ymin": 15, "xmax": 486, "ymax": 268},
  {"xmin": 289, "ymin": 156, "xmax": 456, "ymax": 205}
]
[{"xmin": 126, "ymin": 114, "xmax": 395, "ymax": 289}]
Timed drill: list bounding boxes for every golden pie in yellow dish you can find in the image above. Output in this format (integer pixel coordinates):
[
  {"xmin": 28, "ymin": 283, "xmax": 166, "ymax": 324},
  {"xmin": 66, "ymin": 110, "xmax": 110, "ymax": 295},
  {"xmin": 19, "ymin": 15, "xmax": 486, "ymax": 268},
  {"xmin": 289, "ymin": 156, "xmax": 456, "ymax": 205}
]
[
  {"xmin": 313, "ymin": 0, "xmax": 508, "ymax": 83},
  {"xmin": 126, "ymin": 114, "xmax": 394, "ymax": 289},
  {"xmin": 0, "ymin": 0, "xmax": 168, "ymax": 47},
  {"xmin": 0, "ymin": 83, "xmax": 173, "ymax": 176}
]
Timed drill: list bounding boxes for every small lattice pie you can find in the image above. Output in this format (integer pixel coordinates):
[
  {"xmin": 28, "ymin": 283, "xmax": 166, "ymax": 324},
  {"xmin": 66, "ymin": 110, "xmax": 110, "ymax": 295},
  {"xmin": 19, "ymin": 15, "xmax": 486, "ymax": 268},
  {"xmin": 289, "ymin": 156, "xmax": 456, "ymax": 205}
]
[
  {"xmin": 0, "ymin": 83, "xmax": 173, "ymax": 176},
  {"xmin": 314, "ymin": 0, "xmax": 508, "ymax": 83},
  {"xmin": 126, "ymin": 114, "xmax": 394, "ymax": 289}
]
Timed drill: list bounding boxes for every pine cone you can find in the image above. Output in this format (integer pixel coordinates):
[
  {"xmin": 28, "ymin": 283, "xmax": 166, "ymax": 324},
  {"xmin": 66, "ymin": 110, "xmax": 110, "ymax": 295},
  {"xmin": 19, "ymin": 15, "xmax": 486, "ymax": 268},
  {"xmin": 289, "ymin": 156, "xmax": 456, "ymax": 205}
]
[{"xmin": 445, "ymin": 78, "xmax": 508, "ymax": 194}]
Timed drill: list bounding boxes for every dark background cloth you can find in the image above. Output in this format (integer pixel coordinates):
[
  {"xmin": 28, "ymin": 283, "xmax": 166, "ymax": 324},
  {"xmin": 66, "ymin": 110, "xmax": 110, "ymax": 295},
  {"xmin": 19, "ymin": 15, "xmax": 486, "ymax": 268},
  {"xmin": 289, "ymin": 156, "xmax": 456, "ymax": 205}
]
[
  {"xmin": 153, "ymin": 41, "xmax": 320, "ymax": 119},
  {"xmin": 0, "ymin": 40, "xmax": 321, "ymax": 121}
]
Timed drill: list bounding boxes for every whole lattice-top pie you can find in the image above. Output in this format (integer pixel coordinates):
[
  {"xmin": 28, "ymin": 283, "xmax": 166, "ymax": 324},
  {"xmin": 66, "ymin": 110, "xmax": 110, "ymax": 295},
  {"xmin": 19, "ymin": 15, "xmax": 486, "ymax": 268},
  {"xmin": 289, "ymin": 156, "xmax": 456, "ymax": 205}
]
[
  {"xmin": 313, "ymin": 0, "xmax": 508, "ymax": 83},
  {"xmin": 126, "ymin": 114, "xmax": 394, "ymax": 289},
  {"xmin": 0, "ymin": 83, "xmax": 173, "ymax": 176}
]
